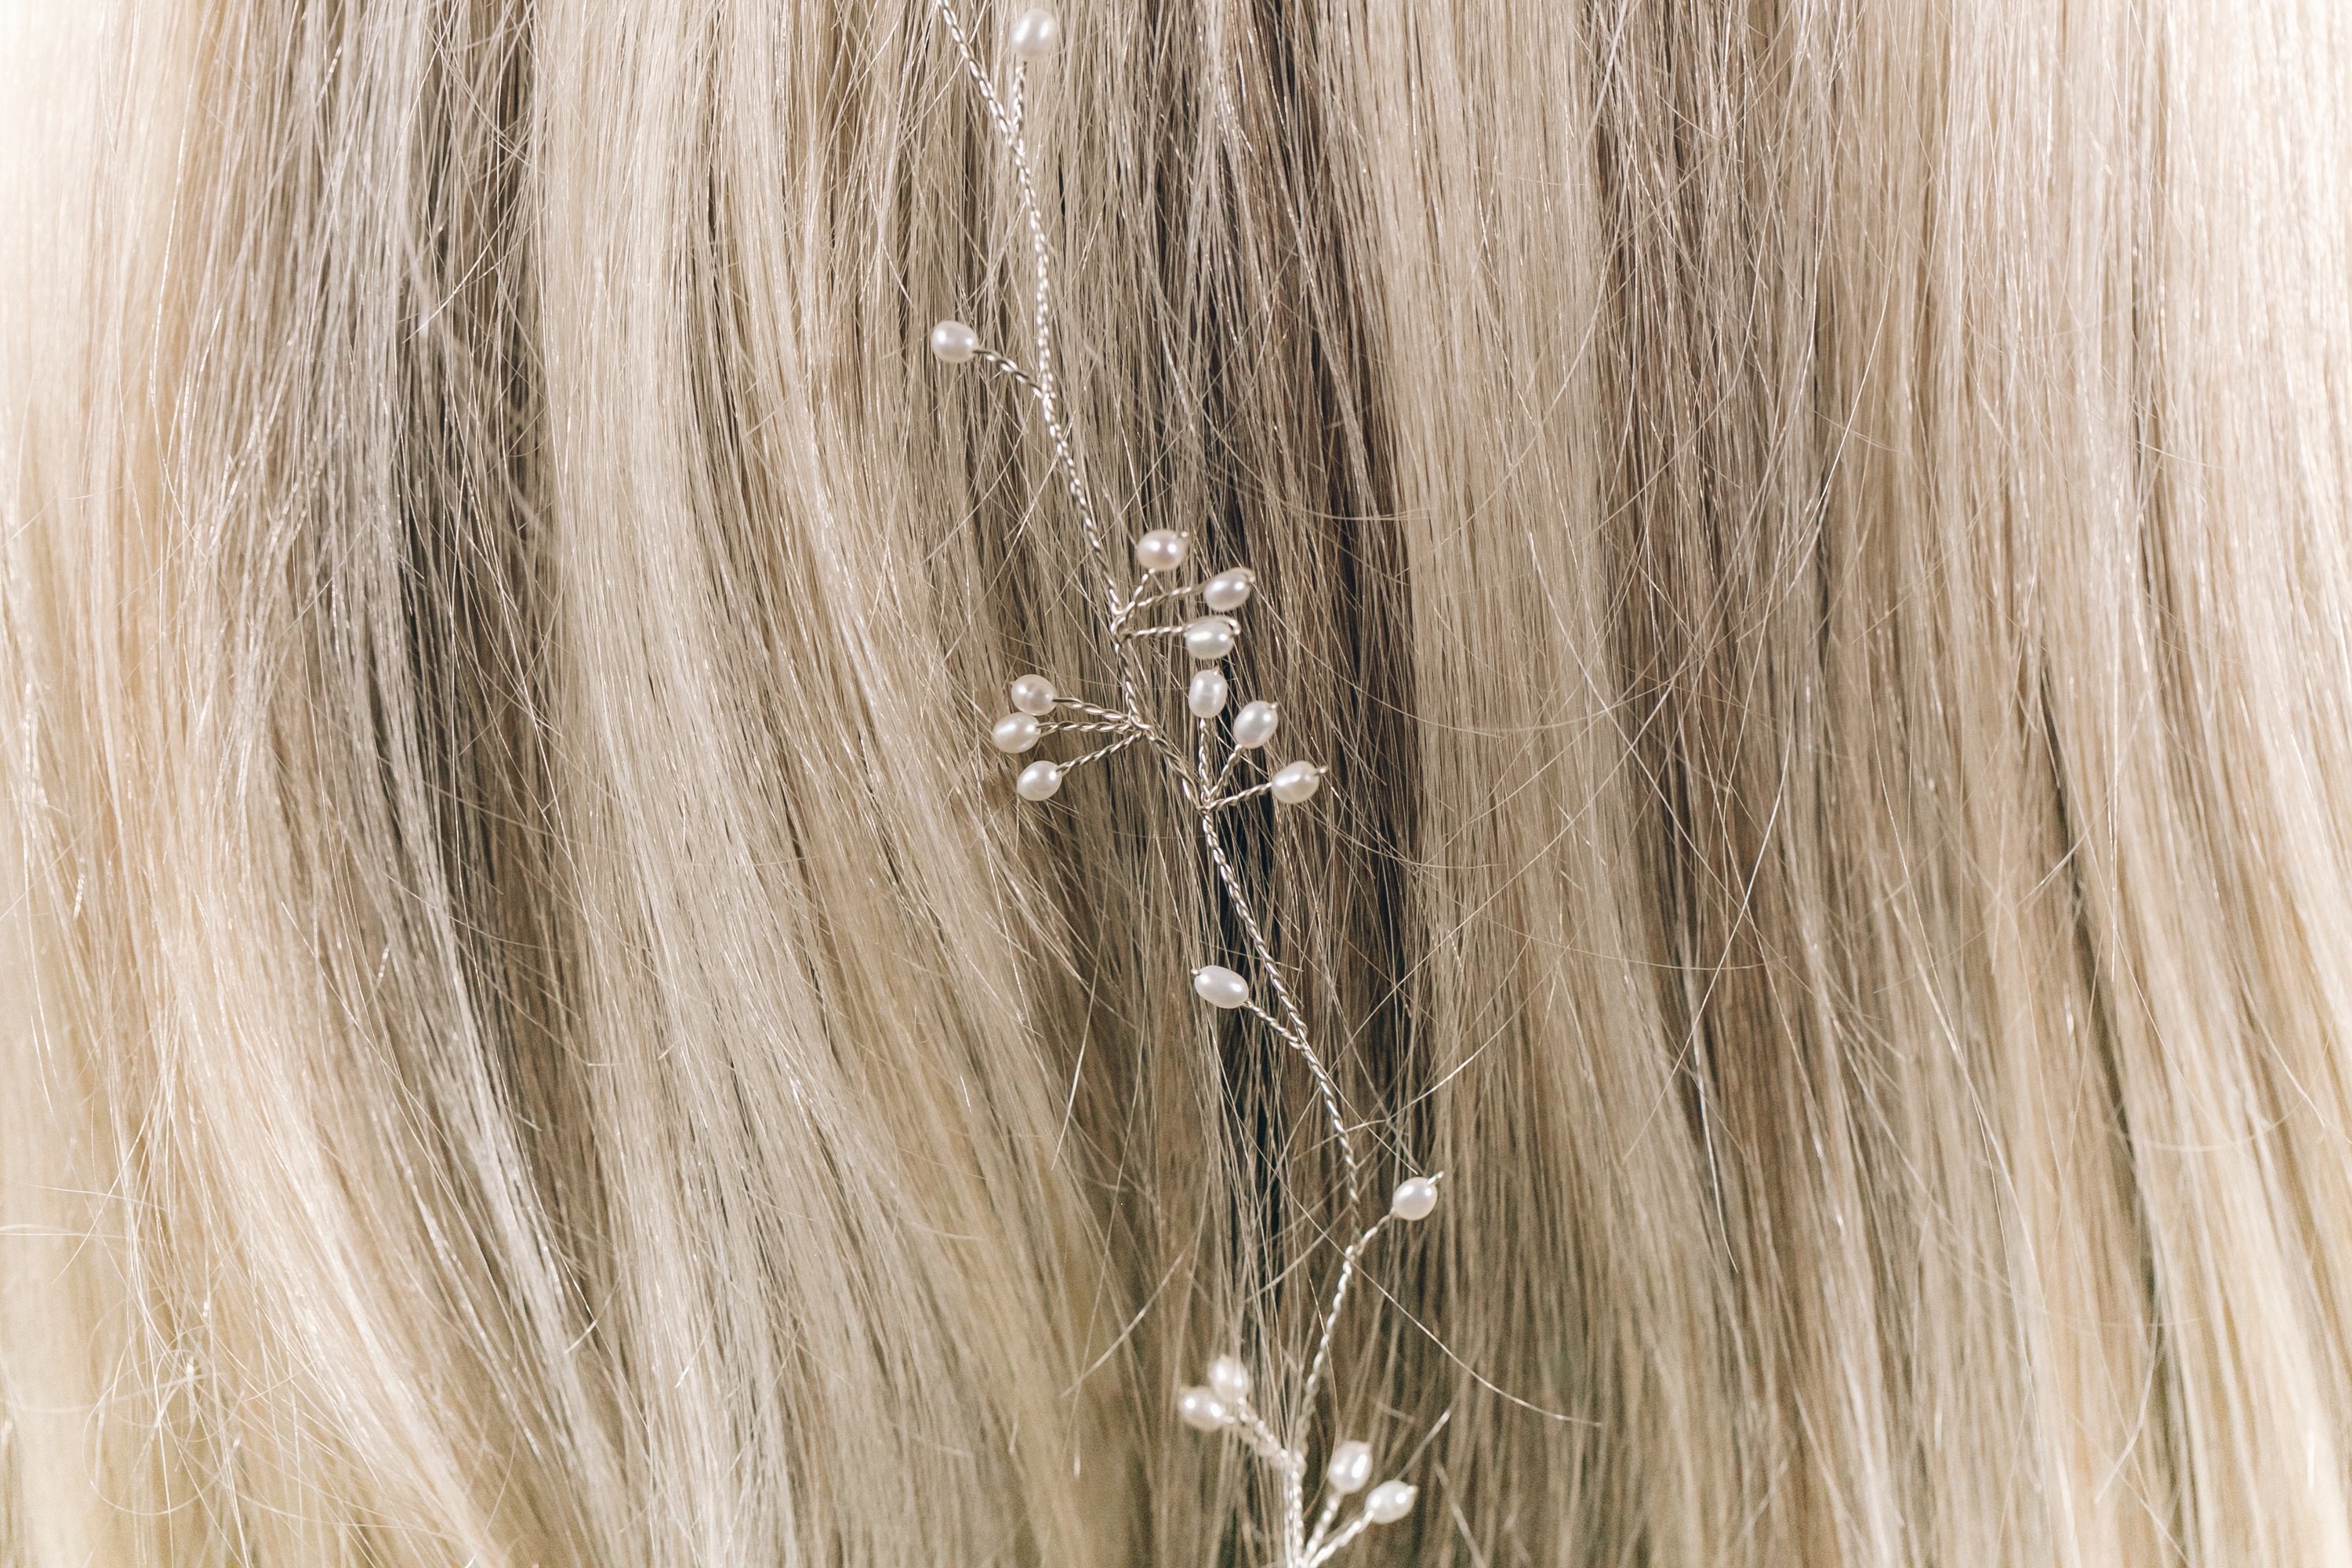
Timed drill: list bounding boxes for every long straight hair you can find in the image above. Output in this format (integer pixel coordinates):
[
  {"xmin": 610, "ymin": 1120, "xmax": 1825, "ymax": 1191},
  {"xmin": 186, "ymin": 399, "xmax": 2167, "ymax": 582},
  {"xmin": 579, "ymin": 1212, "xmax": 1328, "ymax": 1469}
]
[{"xmin": 6, "ymin": 1, "xmax": 2351, "ymax": 1563}]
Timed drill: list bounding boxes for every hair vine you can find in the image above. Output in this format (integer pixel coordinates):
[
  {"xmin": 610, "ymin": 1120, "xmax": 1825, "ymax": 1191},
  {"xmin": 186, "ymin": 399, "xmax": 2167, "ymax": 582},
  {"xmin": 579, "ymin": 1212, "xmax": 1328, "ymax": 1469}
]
[{"xmin": 927, "ymin": 5, "xmax": 1449, "ymax": 1563}]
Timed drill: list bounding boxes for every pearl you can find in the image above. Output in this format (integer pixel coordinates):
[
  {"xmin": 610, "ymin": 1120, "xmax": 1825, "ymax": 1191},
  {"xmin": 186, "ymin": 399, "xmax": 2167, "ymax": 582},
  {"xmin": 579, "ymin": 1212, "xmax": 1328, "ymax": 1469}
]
[
  {"xmin": 1182, "ymin": 616, "xmax": 1237, "ymax": 662},
  {"xmin": 1203, "ymin": 567, "xmax": 1255, "ymax": 612},
  {"xmin": 1326, "ymin": 1439, "xmax": 1374, "ymax": 1496},
  {"xmin": 1207, "ymin": 1354, "xmax": 1252, "ymax": 1405},
  {"xmin": 928, "ymin": 319, "xmax": 979, "ymax": 363},
  {"xmin": 1015, "ymin": 760, "xmax": 1063, "ymax": 801},
  {"xmin": 1269, "ymin": 760, "xmax": 1323, "ymax": 804},
  {"xmin": 1007, "ymin": 6, "xmax": 1061, "ymax": 56},
  {"xmin": 1187, "ymin": 668, "xmax": 1229, "ymax": 718},
  {"xmin": 1192, "ymin": 965, "xmax": 1250, "ymax": 1010},
  {"xmin": 1230, "ymin": 700, "xmax": 1279, "ymax": 749},
  {"xmin": 991, "ymin": 713, "xmax": 1043, "ymax": 753},
  {"xmin": 1134, "ymin": 528, "xmax": 1189, "ymax": 574},
  {"xmin": 1364, "ymin": 1479, "xmax": 1418, "ymax": 1523},
  {"xmin": 1009, "ymin": 674, "xmax": 1057, "ymax": 716},
  {"xmin": 1176, "ymin": 1386, "xmax": 1231, "ymax": 1432},
  {"xmin": 1390, "ymin": 1174, "xmax": 1439, "ymax": 1221}
]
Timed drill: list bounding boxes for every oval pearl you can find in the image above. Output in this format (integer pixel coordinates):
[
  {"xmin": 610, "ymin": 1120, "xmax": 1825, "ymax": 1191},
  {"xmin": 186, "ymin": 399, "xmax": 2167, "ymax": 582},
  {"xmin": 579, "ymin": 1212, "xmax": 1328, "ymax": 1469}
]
[
  {"xmin": 1207, "ymin": 1354, "xmax": 1252, "ymax": 1405},
  {"xmin": 928, "ymin": 319, "xmax": 979, "ymax": 363},
  {"xmin": 1015, "ymin": 760, "xmax": 1063, "ymax": 801},
  {"xmin": 1203, "ymin": 567, "xmax": 1256, "ymax": 612},
  {"xmin": 1175, "ymin": 1386, "xmax": 1230, "ymax": 1432},
  {"xmin": 1326, "ymin": 1439, "xmax": 1374, "ymax": 1496},
  {"xmin": 1009, "ymin": 673, "xmax": 1057, "ymax": 716},
  {"xmin": 1182, "ymin": 616, "xmax": 1237, "ymax": 662},
  {"xmin": 1134, "ymin": 528, "xmax": 1189, "ymax": 574},
  {"xmin": 1007, "ymin": 6, "xmax": 1061, "ymax": 56},
  {"xmin": 1230, "ymin": 700, "xmax": 1279, "ymax": 749},
  {"xmin": 991, "ymin": 712, "xmax": 1043, "ymax": 753},
  {"xmin": 1390, "ymin": 1175, "xmax": 1439, "ymax": 1221},
  {"xmin": 1187, "ymin": 668, "xmax": 1229, "ymax": 718},
  {"xmin": 1269, "ymin": 760, "xmax": 1322, "ymax": 804},
  {"xmin": 1364, "ymin": 1480, "xmax": 1418, "ymax": 1523},
  {"xmin": 1192, "ymin": 965, "xmax": 1250, "ymax": 1010}
]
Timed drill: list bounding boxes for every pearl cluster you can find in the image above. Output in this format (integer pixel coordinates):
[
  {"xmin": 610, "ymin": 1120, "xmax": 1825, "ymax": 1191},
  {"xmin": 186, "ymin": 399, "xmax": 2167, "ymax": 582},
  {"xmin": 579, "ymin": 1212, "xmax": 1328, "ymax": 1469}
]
[
  {"xmin": 956, "ymin": 520, "xmax": 1331, "ymax": 818},
  {"xmin": 1161, "ymin": 1174, "xmax": 1446, "ymax": 1562},
  {"xmin": 927, "ymin": 5, "xmax": 1451, "ymax": 1563}
]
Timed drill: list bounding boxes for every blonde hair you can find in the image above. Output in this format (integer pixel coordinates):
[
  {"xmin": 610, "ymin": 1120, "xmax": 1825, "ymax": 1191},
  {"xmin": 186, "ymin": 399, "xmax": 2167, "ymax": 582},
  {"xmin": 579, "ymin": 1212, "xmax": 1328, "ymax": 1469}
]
[{"xmin": 6, "ymin": 0, "xmax": 2352, "ymax": 1563}]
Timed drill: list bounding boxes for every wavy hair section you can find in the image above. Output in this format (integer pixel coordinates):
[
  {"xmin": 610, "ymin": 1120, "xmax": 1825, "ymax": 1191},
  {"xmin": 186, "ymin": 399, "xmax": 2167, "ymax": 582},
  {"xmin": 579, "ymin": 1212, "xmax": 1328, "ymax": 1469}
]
[{"xmin": 5, "ymin": 1, "xmax": 2350, "ymax": 1565}]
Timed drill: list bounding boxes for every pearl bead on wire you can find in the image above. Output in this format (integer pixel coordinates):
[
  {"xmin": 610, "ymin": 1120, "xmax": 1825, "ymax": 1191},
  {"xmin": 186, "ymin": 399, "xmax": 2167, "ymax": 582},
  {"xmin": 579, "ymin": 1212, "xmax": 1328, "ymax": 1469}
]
[
  {"xmin": 1203, "ymin": 567, "xmax": 1255, "ymax": 612},
  {"xmin": 1009, "ymin": 674, "xmax": 1057, "ymax": 716},
  {"xmin": 1192, "ymin": 965, "xmax": 1250, "ymax": 1010},
  {"xmin": 1187, "ymin": 668, "xmax": 1229, "ymax": 718},
  {"xmin": 1015, "ymin": 759, "xmax": 1062, "ymax": 800},
  {"xmin": 1364, "ymin": 1480, "xmax": 1418, "ymax": 1523},
  {"xmin": 1231, "ymin": 700, "xmax": 1279, "ymax": 749},
  {"xmin": 1270, "ymin": 760, "xmax": 1323, "ymax": 804},
  {"xmin": 1007, "ymin": 5, "xmax": 1061, "ymax": 57},
  {"xmin": 1182, "ymin": 616, "xmax": 1237, "ymax": 662},
  {"xmin": 991, "ymin": 713, "xmax": 1043, "ymax": 753},
  {"xmin": 1207, "ymin": 1354, "xmax": 1252, "ymax": 1405},
  {"xmin": 1325, "ymin": 1440, "xmax": 1374, "ymax": 1496},
  {"xmin": 1176, "ymin": 1386, "xmax": 1232, "ymax": 1432},
  {"xmin": 928, "ymin": 319, "xmax": 979, "ymax": 362},
  {"xmin": 1390, "ymin": 1174, "xmax": 1440, "ymax": 1221},
  {"xmin": 1135, "ymin": 528, "xmax": 1189, "ymax": 573}
]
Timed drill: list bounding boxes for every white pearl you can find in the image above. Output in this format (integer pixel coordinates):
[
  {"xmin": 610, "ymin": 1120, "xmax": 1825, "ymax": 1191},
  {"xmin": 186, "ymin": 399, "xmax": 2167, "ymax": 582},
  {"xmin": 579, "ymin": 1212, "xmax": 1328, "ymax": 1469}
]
[
  {"xmin": 1015, "ymin": 760, "xmax": 1063, "ymax": 800},
  {"xmin": 1364, "ymin": 1479, "xmax": 1417, "ymax": 1523},
  {"xmin": 1230, "ymin": 700, "xmax": 1279, "ymax": 749},
  {"xmin": 1009, "ymin": 674, "xmax": 1057, "ymax": 716},
  {"xmin": 1187, "ymin": 668, "xmax": 1229, "ymax": 718},
  {"xmin": 1175, "ymin": 1386, "xmax": 1230, "ymax": 1432},
  {"xmin": 1192, "ymin": 965, "xmax": 1250, "ymax": 1010},
  {"xmin": 1182, "ymin": 616, "xmax": 1237, "ymax": 662},
  {"xmin": 928, "ymin": 319, "xmax": 979, "ymax": 363},
  {"xmin": 1134, "ymin": 528, "xmax": 1189, "ymax": 574},
  {"xmin": 1207, "ymin": 1354, "xmax": 1252, "ymax": 1405},
  {"xmin": 1269, "ymin": 760, "xmax": 1322, "ymax": 804},
  {"xmin": 1203, "ymin": 567, "xmax": 1255, "ymax": 612},
  {"xmin": 1390, "ymin": 1175, "xmax": 1439, "ymax": 1221},
  {"xmin": 991, "ymin": 713, "xmax": 1043, "ymax": 753},
  {"xmin": 1007, "ymin": 6, "xmax": 1061, "ymax": 56},
  {"xmin": 1326, "ymin": 1439, "xmax": 1374, "ymax": 1495}
]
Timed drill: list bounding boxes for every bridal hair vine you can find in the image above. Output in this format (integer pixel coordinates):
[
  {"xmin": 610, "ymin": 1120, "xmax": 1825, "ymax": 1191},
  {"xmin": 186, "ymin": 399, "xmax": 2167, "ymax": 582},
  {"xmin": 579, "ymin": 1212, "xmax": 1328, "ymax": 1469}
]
[{"xmin": 927, "ymin": 4, "xmax": 1446, "ymax": 1563}]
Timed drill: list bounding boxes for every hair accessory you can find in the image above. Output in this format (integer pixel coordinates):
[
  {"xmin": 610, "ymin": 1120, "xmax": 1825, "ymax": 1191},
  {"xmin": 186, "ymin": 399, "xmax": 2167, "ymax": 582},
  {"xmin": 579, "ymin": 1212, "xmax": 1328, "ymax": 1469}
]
[{"xmin": 929, "ymin": 6, "xmax": 1448, "ymax": 1561}]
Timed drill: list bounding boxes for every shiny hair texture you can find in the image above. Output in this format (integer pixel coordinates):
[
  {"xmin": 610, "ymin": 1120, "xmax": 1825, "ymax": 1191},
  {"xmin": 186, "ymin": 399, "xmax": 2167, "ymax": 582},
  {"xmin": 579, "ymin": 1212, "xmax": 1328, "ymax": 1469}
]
[{"xmin": 5, "ymin": 1, "xmax": 2352, "ymax": 1564}]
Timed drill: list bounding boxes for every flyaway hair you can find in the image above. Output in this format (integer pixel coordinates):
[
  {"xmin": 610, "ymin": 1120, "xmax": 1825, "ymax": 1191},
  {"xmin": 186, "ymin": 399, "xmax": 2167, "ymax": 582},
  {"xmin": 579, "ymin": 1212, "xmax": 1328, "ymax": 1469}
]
[{"xmin": 5, "ymin": 1, "xmax": 2352, "ymax": 1566}]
